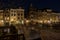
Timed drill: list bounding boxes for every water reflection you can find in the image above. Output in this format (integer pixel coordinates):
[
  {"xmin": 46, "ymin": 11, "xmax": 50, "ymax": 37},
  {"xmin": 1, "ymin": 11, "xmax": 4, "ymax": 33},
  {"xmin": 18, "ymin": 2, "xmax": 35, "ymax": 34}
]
[{"xmin": 0, "ymin": 25, "xmax": 25, "ymax": 40}]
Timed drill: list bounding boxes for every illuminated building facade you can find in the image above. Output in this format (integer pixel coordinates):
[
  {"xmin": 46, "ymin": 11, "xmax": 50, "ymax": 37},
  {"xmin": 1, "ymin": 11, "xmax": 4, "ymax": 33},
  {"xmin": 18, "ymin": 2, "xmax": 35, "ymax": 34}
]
[
  {"xmin": 10, "ymin": 7, "xmax": 24, "ymax": 24},
  {"xmin": 29, "ymin": 4, "xmax": 37, "ymax": 20},
  {"xmin": 29, "ymin": 4, "xmax": 60, "ymax": 24},
  {"xmin": 40, "ymin": 9, "xmax": 59, "ymax": 23},
  {"xmin": 4, "ymin": 9, "xmax": 10, "ymax": 25},
  {"xmin": 0, "ymin": 10, "xmax": 4, "ymax": 26},
  {"xmin": 10, "ymin": 9, "xmax": 18, "ymax": 24},
  {"xmin": 0, "ymin": 7, "xmax": 24, "ymax": 26}
]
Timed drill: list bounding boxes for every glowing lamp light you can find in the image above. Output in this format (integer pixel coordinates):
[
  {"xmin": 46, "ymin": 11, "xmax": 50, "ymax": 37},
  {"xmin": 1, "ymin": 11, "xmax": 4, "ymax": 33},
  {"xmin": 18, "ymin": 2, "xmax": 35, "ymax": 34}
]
[
  {"xmin": 22, "ymin": 21, "xmax": 24, "ymax": 24},
  {"xmin": 16, "ymin": 21, "xmax": 19, "ymax": 24},
  {"xmin": 39, "ymin": 20, "xmax": 43, "ymax": 23},
  {"xmin": 1, "ymin": 20, "xmax": 4, "ymax": 23},
  {"xmin": 11, "ymin": 19, "xmax": 14, "ymax": 21},
  {"xmin": 47, "ymin": 21, "xmax": 51, "ymax": 23},
  {"xmin": 26, "ymin": 20, "xmax": 29, "ymax": 23},
  {"xmin": 0, "ymin": 20, "xmax": 4, "ymax": 26},
  {"xmin": 32, "ymin": 27, "xmax": 35, "ymax": 30},
  {"xmin": 16, "ymin": 20, "xmax": 24, "ymax": 24},
  {"xmin": 44, "ymin": 20, "xmax": 47, "ymax": 23},
  {"xmin": 7, "ymin": 17, "xmax": 9, "ymax": 20}
]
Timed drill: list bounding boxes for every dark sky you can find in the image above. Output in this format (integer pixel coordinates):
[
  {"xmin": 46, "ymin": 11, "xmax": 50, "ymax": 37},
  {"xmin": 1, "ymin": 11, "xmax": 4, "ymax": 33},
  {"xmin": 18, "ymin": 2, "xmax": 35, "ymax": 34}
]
[{"xmin": 0, "ymin": 0, "xmax": 60, "ymax": 12}]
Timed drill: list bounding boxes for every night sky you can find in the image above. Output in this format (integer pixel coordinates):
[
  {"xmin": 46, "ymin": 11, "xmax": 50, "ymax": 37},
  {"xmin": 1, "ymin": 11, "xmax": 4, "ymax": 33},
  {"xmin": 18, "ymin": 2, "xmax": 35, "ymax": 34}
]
[{"xmin": 0, "ymin": 0, "xmax": 60, "ymax": 12}]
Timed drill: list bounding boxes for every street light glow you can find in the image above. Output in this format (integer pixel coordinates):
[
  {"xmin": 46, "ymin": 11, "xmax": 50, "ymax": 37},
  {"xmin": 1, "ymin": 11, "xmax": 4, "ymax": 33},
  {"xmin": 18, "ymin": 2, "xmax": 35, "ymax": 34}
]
[
  {"xmin": 44, "ymin": 20, "xmax": 47, "ymax": 23},
  {"xmin": 47, "ymin": 20, "xmax": 51, "ymax": 23},
  {"xmin": 22, "ymin": 21, "xmax": 24, "ymax": 24},
  {"xmin": 1, "ymin": 20, "xmax": 4, "ymax": 23},
  {"xmin": 10, "ymin": 19, "xmax": 14, "ymax": 21},
  {"xmin": 39, "ymin": 20, "xmax": 43, "ymax": 23},
  {"xmin": 26, "ymin": 20, "xmax": 30, "ymax": 23},
  {"xmin": 0, "ymin": 20, "xmax": 4, "ymax": 26}
]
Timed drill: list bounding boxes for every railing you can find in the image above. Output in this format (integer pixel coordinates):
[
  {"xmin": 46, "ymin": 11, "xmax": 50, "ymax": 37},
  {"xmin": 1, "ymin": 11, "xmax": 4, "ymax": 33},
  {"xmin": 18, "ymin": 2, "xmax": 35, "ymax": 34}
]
[{"xmin": 0, "ymin": 34, "xmax": 25, "ymax": 40}]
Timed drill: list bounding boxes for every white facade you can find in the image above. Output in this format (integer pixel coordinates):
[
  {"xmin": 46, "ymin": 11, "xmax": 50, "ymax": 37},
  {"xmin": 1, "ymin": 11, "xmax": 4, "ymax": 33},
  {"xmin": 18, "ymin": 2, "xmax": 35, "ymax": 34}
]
[
  {"xmin": 0, "ymin": 10, "xmax": 4, "ymax": 26},
  {"xmin": 10, "ymin": 8, "xmax": 24, "ymax": 24}
]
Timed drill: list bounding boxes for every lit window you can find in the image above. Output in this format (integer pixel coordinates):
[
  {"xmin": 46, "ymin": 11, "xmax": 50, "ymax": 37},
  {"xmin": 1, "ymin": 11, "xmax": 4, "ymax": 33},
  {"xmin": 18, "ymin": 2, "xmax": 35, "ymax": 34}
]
[
  {"xmin": 39, "ymin": 20, "xmax": 43, "ymax": 23},
  {"xmin": 22, "ymin": 21, "xmax": 24, "ymax": 24},
  {"xmin": 10, "ymin": 19, "xmax": 14, "ymax": 21},
  {"xmin": 7, "ymin": 17, "xmax": 9, "ymax": 20}
]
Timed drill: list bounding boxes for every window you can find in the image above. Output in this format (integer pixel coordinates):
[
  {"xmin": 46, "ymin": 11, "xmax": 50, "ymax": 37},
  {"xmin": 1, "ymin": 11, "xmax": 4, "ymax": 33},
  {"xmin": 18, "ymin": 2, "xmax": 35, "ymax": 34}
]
[
  {"xmin": 14, "ymin": 14, "xmax": 16, "ymax": 16},
  {"xmin": 7, "ymin": 15, "xmax": 9, "ymax": 17},
  {"xmin": 11, "ymin": 14, "xmax": 13, "ymax": 16},
  {"xmin": 21, "ymin": 17, "xmax": 24, "ymax": 20},
  {"xmin": 18, "ymin": 17, "xmax": 20, "ymax": 19},
  {"xmin": 18, "ymin": 14, "xmax": 20, "ymax": 16},
  {"xmin": 11, "ymin": 10, "xmax": 13, "ymax": 12},
  {"xmin": 5, "ymin": 15, "xmax": 6, "ymax": 16},
  {"xmin": 11, "ymin": 13, "xmax": 16, "ymax": 16},
  {"xmin": 21, "ymin": 14, "xmax": 23, "ymax": 16}
]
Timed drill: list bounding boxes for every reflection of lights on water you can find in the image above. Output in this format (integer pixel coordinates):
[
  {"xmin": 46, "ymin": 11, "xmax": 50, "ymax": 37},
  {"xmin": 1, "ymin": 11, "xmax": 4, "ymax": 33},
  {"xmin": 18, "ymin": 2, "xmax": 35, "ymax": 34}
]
[
  {"xmin": 18, "ymin": 30, "xmax": 21, "ymax": 34},
  {"xmin": 7, "ymin": 28, "xmax": 10, "ymax": 33},
  {"xmin": 7, "ymin": 17, "xmax": 9, "ymax": 20},
  {"xmin": 32, "ymin": 27, "xmax": 35, "ymax": 30},
  {"xmin": 4, "ymin": 29, "xmax": 7, "ymax": 32}
]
